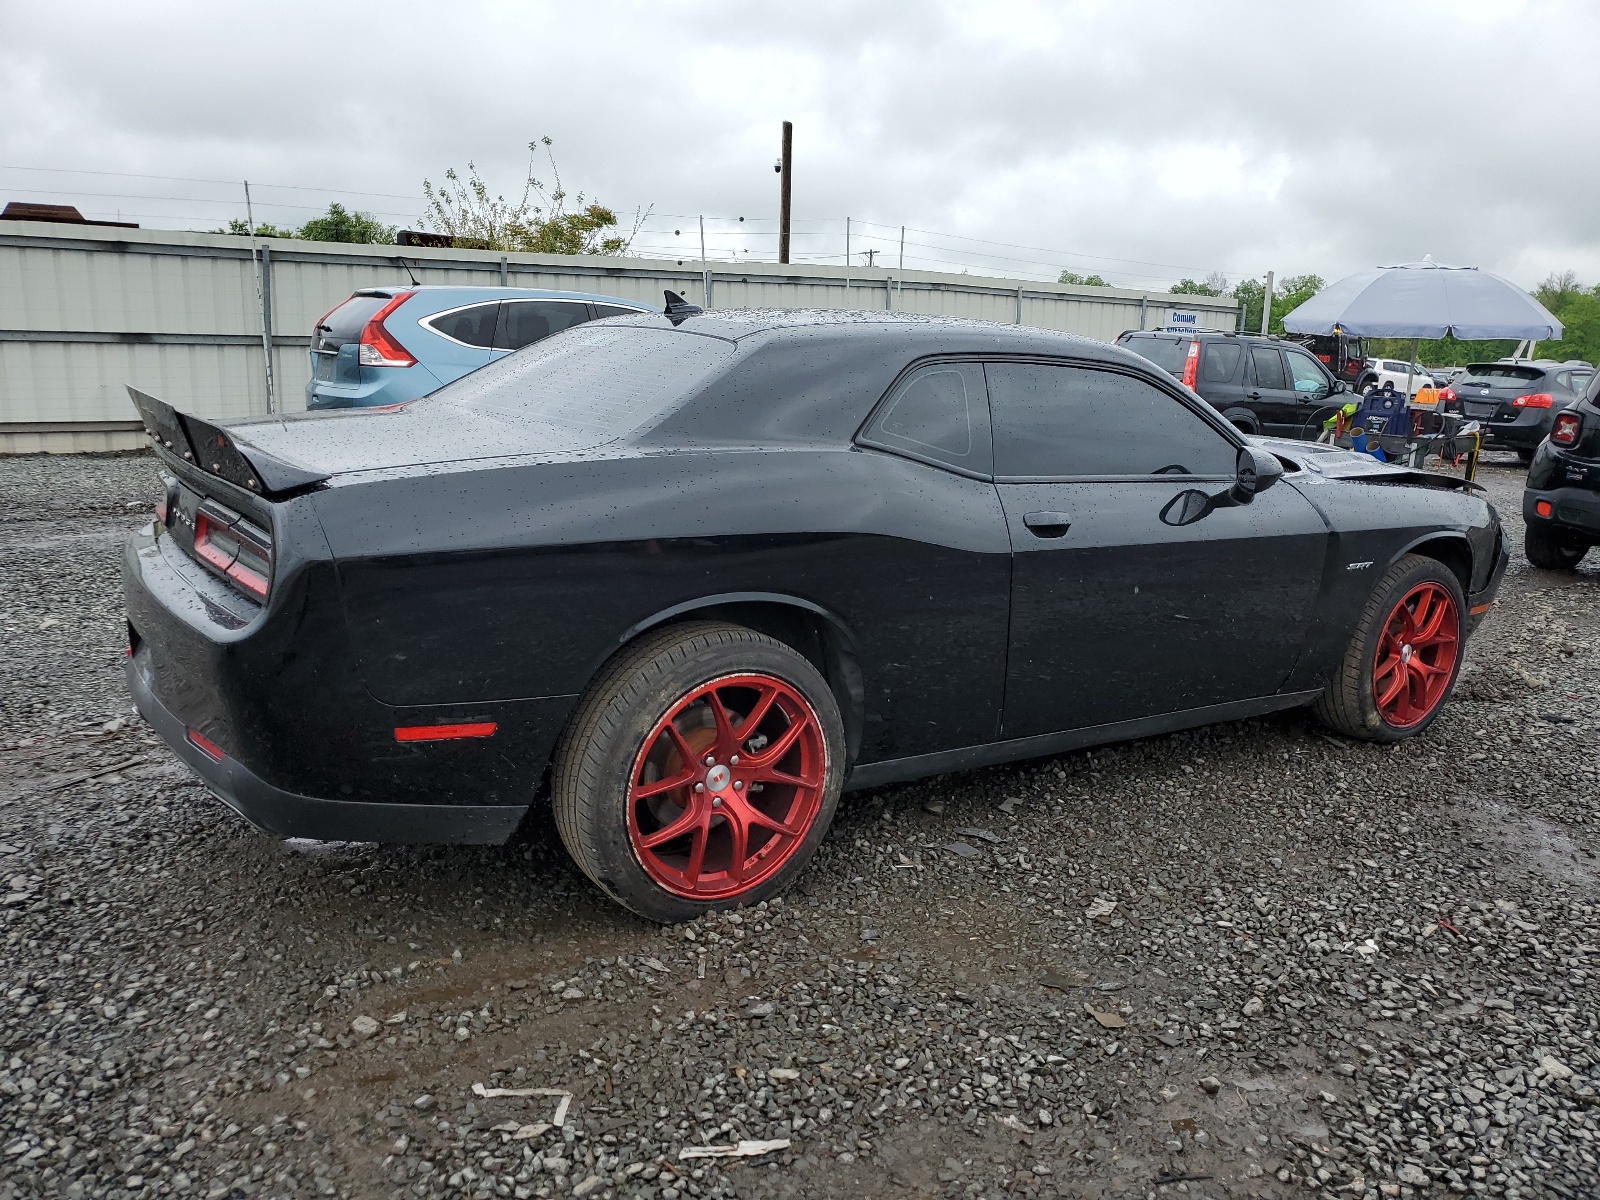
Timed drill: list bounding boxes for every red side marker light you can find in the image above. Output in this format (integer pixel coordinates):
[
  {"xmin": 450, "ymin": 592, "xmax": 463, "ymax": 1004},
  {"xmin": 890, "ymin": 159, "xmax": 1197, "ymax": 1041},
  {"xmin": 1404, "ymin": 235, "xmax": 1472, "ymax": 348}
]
[
  {"xmin": 394, "ymin": 722, "xmax": 498, "ymax": 743},
  {"xmin": 1535, "ymin": 500, "xmax": 1554, "ymax": 518},
  {"xmin": 186, "ymin": 728, "xmax": 225, "ymax": 761}
]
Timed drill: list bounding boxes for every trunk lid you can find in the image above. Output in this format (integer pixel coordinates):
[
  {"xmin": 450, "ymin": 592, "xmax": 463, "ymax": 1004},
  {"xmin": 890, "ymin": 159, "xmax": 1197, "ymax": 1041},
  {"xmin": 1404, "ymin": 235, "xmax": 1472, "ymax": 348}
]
[{"xmin": 1452, "ymin": 363, "xmax": 1546, "ymax": 420}]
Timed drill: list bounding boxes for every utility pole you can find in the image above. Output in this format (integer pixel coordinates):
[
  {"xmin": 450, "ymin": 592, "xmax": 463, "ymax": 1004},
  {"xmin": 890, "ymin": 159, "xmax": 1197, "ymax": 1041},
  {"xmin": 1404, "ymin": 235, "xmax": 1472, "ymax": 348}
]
[
  {"xmin": 845, "ymin": 217, "xmax": 851, "ymax": 297},
  {"xmin": 864, "ymin": 248, "xmax": 877, "ymax": 268},
  {"xmin": 899, "ymin": 226, "xmax": 905, "ymax": 271},
  {"xmin": 243, "ymin": 181, "xmax": 275, "ymax": 415},
  {"xmin": 1260, "ymin": 270, "xmax": 1274, "ymax": 335},
  {"xmin": 778, "ymin": 120, "xmax": 792, "ymax": 265}
]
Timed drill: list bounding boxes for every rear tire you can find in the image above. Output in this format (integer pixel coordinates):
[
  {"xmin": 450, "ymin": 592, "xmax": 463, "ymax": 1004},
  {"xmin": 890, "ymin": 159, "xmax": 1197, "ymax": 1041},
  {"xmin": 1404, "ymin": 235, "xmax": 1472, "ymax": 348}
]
[
  {"xmin": 1516, "ymin": 448, "xmax": 1536, "ymax": 467},
  {"xmin": 1525, "ymin": 523, "xmax": 1589, "ymax": 570},
  {"xmin": 551, "ymin": 621, "xmax": 845, "ymax": 923},
  {"xmin": 1314, "ymin": 554, "xmax": 1465, "ymax": 742}
]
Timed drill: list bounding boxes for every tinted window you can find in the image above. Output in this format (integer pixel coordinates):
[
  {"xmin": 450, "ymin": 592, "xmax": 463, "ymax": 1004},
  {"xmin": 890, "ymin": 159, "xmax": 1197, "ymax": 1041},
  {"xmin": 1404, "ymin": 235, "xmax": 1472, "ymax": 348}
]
[
  {"xmin": 314, "ymin": 294, "xmax": 389, "ymax": 350},
  {"xmin": 1248, "ymin": 347, "xmax": 1287, "ymax": 390},
  {"xmin": 1200, "ymin": 342, "xmax": 1243, "ymax": 383},
  {"xmin": 986, "ymin": 363, "xmax": 1236, "ymax": 478},
  {"xmin": 1117, "ymin": 335, "xmax": 1189, "ymax": 377},
  {"xmin": 862, "ymin": 362, "xmax": 990, "ymax": 473},
  {"xmin": 494, "ymin": 300, "xmax": 592, "ymax": 351},
  {"xmin": 1284, "ymin": 349, "xmax": 1331, "ymax": 394},
  {"xmin": 426, "ymin": 302, "xmax": 501, "ymax": 348},
  {"xmin": 592, "ymin": 303, "xmax": 644, "ymax": 319},
  {"xmin": 433, "ymin": 326, "xmax": 736, "ymax": 443},
  {"xmin": 1456, "ymin": 364, "xmax": 1544, "ymax": 386},
  {"xmin": 1572, "ymin": 371, "xmax": 1594, "ymax": 395}
]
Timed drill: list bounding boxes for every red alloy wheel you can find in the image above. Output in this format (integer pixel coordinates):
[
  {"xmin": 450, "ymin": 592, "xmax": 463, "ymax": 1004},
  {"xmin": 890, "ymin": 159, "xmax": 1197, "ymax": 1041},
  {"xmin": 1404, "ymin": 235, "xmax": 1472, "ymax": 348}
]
[
  {"xmin": 1372, "ymin": 581, "xmax": 1460, "ymax": 729},
  {"xmin": 626, "ymin": 673, "xmax": 827, "ymax": 899}
]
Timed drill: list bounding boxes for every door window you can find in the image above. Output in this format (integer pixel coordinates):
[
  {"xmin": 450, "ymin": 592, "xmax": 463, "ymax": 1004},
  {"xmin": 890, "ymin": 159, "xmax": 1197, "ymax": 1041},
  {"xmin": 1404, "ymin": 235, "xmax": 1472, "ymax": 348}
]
[
  {"xmin": 1284, "ymin": 349, "xmax": 1331, "ymax": 395},
  {"xmin": 1247, "ymin": 347, "xmax": 1287, "ymax": 390},
  {"xmin": 494, "ymin": 300, "xmax": 593, "ymax": 351},
  {"xmin": 425, "ymin": 302, "xmax": 501, "ymax": 348},
  {"xmin": 860, "ymin": 362, "xmax": 991, "ymax": 474},
  {"xmin": 986, "ymin": 362, "xmax": 1236, "ymax": 478},
  {"xmin": 1200, "ymin": 342, "xmax": 1243, "ymax": 384}
]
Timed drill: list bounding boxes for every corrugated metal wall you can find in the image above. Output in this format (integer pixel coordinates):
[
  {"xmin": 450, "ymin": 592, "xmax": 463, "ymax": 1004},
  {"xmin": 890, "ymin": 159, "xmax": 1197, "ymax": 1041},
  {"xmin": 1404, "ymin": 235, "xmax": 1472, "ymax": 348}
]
[{"xmin": 0, "ymin": 220, "xmax": 1239, "ymax": 452}]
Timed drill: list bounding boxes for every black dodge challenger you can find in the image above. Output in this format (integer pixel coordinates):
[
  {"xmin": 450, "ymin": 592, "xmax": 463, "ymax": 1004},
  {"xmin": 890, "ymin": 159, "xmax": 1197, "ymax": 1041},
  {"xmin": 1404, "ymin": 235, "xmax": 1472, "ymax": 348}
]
[{"xmin": 124, "ymin": 307, "xmax": 1507, "ymax": 921}]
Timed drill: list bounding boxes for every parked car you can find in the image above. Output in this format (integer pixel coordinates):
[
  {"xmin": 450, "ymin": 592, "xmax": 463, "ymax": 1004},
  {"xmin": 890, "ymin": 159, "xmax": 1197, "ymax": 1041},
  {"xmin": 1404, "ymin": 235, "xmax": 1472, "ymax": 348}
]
[
  {"xmin": 305, "ymin": 285, "xmax": 654, "ymax": 409},
  {"xmin": 1426, "ymin": 365, "xmax": 1465, "ymax": 389},
  {"xmin": 124, "ymin": 308, "xmax": 1507, "ymax": 921},
  {"xmin": 1115, "ymin": 330, "xmax": 1348, "ymax": 439},
  {"xmin": 1521, "ymin": 375, "xmax": 1600, "ymax": 568},
  {"xmin": 1445, "ymin": 360, "xmax": 1596, "ymax": 464},
  {"xmin": 1358, "ymin": 358, "xmax": 1435, "ymax": 397},
  {"xmin": 1285, "ymin": 331, "xmax": 1367, "ymax": 388}
]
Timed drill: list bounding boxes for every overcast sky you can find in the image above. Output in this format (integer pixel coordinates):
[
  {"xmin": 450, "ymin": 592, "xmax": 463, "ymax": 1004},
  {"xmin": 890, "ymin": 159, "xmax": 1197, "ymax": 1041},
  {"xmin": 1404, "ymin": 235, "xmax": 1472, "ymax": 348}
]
[{"xmin": 2, "ymin": 0, "xmax": 1594, "ymax": 293}]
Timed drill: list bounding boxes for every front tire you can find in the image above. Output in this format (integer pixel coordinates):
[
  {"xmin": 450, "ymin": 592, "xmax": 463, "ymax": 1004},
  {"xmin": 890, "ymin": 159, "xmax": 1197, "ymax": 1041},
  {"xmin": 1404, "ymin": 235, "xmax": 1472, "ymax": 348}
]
[
  {"xmin": 1525, "ymin": 523, "xmax": 1589, "ymax": 570},
  {"xmin": 551, "ymin": 621, "xmax": 845, "ymax": 923},
  {"xmin": 1314, "ymin": 554, "xmax": 1464, "ymax": 742}
]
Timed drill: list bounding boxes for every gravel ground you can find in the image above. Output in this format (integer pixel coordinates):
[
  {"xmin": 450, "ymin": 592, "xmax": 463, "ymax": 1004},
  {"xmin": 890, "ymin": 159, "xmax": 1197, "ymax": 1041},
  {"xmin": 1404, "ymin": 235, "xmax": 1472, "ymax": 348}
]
[{"xmin": 1, "ymin": 451, "xmax": 1596, "ymax": 1200}]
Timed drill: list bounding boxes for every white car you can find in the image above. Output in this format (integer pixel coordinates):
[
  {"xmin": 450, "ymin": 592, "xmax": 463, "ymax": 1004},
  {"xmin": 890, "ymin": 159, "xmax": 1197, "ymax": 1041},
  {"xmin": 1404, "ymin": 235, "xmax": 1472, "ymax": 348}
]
[{"xmin": 1358, "ymin": 358, "xmax": 1435, "ymax": 397}]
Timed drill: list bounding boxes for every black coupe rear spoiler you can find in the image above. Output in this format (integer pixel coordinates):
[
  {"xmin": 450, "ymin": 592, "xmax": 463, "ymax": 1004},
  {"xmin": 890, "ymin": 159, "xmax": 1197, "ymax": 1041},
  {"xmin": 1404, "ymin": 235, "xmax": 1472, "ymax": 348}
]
[{"xmin": 127, "ymin": 387, "xmax": 329, "ymax": 497}]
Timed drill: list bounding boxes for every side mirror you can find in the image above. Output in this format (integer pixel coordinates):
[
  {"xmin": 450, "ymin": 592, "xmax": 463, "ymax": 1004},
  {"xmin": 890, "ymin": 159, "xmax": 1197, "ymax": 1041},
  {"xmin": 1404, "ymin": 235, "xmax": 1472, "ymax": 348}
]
[
  {"xmin": 1332, "ymin": 379, "xmax": 1347, "ymax": 394},
  {"xmin": 1235, "ymin": 444, "xmax": 1284, "ymax": 500}
]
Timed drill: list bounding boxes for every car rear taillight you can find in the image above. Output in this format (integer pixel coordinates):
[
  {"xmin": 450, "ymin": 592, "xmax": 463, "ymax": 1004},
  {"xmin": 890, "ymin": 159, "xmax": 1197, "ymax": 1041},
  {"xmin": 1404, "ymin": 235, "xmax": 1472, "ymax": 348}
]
[
  {"xmin": 193, "ymin": 504, "xmax": 273, "ymax": 600},
  {"xmin": 1512, "ymin": 392, "xmax": 1554, "ymax": 409},
  {"xmin": 1552, "ymin": 412, "xmax": 1582, "ymax": 446},
  {"xmin": 1180, "ymin": 340, "xmax": 1199, "ymax": 389},
  {"xmin": 357, "ymin": 291, "xmax": 416, "ymax": 367},
  {"xmin": 1439, "ymin": 387, "xmax": 1455, "ymax": 405}
]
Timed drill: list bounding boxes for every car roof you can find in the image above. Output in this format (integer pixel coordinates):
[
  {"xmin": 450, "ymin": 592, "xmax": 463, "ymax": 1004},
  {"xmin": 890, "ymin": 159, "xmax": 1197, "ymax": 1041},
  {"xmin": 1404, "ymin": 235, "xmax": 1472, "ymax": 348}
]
[{"xmin": 355, "ymin": 284, "xmax": 655, "ymax": 310}]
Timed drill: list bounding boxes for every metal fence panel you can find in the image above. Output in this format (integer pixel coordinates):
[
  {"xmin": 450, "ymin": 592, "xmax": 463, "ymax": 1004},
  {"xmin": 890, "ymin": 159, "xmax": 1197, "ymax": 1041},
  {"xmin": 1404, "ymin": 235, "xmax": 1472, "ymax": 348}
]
[{"xmin": 0, "ymin": 220, "xmax": 1238, "ymax": 452}]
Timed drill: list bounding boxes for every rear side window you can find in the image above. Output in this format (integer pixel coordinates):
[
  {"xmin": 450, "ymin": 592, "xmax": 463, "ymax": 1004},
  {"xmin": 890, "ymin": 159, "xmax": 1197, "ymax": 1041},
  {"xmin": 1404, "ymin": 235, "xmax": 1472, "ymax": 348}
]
[
  {"xmin": 425, "ymin": 302, "xmax": 501, "ymax": 347},
  {"xmin": 1117, "ymin": 335, "xmax": 1189, "ymax": 377},
  {"xmin": 1200, "ymin": 342, "xmax": 1243, "ymax": 383},
  {"xmin": 1248, "ymin": 347, "xmax": 1287, "ymax": 390},
  {"xmin": 494, "ymin": 300, "xmax": 592, "ymax": 351},
  {"xmin": 593, "ymin": 303, "xmax": 645, "ymax": 319},
  {"xmin": 860, "ymin": 362, "xmax": 991, "ymax": 474},
  {"xmin": 986, "ymin": 362, "xmax": 1236, "ymax": 479},
  {"xmin": 314, "ymin": 294, "xmax": 389, "ymax": 350}
]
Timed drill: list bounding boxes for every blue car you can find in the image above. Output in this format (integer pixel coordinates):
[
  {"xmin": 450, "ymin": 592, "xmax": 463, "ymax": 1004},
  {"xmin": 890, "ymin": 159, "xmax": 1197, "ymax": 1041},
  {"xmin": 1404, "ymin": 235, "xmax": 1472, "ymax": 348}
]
[{"xmin": 305, "ymin": 285, "xmax": 655, "ymax": 409}]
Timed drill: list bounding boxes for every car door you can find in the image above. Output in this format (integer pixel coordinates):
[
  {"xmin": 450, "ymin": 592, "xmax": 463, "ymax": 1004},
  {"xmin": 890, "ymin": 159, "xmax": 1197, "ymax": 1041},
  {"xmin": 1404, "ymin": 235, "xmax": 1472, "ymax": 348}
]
[
  {"xmin": 1195, "ymin": 340, "xmax": 1250, "ymax": 429},
  {"xmin": 1282, "ymin": 346, "xmax": 1341, "ymax": 440},
  {"xmin": 491, "ymin": 299, "xmax": 596, "ymax": 358},
  {"xmin": 985, "ymin": 360, "xmax": 1328, "ymax": 740},
  {"xmin": 1243, "ymin": 345, "xmax": 1300, "ymax": 436}
]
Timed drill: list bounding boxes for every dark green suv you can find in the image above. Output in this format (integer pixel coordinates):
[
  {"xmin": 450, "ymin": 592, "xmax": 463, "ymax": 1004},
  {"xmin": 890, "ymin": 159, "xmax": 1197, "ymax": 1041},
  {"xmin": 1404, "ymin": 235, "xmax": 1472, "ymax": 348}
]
[{"xmin": 1116, "ymin": 330, "xmax": 1349, "ymax": 440}]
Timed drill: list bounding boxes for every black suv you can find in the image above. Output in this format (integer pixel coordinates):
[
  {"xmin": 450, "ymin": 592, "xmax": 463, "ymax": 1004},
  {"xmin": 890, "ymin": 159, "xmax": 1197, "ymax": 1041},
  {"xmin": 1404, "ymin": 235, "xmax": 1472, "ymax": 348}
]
[
  {"xmin": 1116, "ymin": 330, "xmax": 1347, "ymax": 439},
  {"xmin": 1447, "ymin": 360, "xmax": 1595, "ymax": 464},
  {"xmin": 1523, "ymin": 377, "xmax": 1600, "ymax": 568}
]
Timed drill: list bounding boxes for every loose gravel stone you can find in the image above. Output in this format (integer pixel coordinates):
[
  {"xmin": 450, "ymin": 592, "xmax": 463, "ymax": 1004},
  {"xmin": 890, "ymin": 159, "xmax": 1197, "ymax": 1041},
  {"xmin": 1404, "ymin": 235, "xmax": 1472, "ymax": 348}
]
[{"xmin": 1, "ymin": 450, "xmax": 1597, "ymax": 1199}]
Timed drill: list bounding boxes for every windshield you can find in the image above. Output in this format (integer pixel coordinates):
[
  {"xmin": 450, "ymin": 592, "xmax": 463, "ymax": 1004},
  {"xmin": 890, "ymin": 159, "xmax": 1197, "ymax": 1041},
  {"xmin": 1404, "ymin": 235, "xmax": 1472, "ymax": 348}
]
[
  {"xmin": 426, "ymin": 325, "xmax": 737, "ymax": 444},
  {"xmin": 1456, "ymin": 364, "xmax": 1544, "ymax": 386},
  {"xmin": 1117, "ymin": 335, "xmax": 1189, "ymax": 376}
]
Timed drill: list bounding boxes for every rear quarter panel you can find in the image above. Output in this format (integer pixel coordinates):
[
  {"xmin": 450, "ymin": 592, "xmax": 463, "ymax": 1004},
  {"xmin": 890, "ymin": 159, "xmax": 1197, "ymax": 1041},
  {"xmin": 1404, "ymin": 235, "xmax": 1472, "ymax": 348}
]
[{"xmin": 312, "ymin": 447, "xmax": 1013, "ymax": 764}]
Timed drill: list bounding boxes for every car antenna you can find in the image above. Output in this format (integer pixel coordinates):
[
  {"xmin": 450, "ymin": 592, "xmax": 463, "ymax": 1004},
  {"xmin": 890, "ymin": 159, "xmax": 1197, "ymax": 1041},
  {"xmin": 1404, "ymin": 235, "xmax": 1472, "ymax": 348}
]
[
  {"xmin": 394, "ymin": 256, "xmax": 420, "ymax": 287},
  {"xmin": 662, "ymin": 289, "xmax": 703, "ymax": 324}
]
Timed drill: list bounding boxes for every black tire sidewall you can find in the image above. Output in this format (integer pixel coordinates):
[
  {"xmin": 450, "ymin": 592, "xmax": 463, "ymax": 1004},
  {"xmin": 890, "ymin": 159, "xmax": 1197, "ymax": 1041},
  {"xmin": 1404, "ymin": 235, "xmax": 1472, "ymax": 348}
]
[
  {"xmin": 1525, "ymin": 522, "xmax": 1588, "ymax": 570},
  {"xmin": 1350, "ymin": 558, "xmax": 1467, "ymax": 741},
  {"xmin": 567, "ymin": 631, "xmax": 845, "ymax": 923}
]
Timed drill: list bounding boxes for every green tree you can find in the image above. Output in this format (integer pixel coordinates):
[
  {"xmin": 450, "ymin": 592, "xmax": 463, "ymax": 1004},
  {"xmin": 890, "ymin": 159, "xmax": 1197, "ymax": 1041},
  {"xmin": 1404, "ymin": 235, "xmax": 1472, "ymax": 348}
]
[
  {"xmin": 1170, "ymin": 272, "xmax": 1228, "ymax": 297},
  {"xmin": 1058, "ymin": 270, "xmax": 1109, "ymax": 286},
  {"xmin": 297, "ymin": 202, "xmax": 395, "ymax": 244},
  {"xmin": 1229, "ymin": 274, "xmax": 1324, "ymax": 335},
  {"xmin": 212, "ymin": 217, "xmax": 291, "ymax": 237},
  {"xmin": 422, "ymin": 137, "xmax": 644, "ymax": 255}
]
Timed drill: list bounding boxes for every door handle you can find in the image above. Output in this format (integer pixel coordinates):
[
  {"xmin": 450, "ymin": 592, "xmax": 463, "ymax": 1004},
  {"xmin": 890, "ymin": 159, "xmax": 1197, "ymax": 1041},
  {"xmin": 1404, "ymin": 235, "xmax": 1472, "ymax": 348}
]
[
  {"xmin": 1023, "ymin": 510, "xmax": 1072, "ymax": 537},
  {"xmin": 1246, "ymin": 390, "xmax": 1263, "ymax": 400}
]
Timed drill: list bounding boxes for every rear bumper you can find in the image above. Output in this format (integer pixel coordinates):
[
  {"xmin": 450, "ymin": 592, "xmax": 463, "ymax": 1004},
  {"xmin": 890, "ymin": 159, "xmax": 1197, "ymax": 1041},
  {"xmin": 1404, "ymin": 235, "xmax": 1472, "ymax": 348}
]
[
  {"xmin": 1467, "ymin": 408, "xmax": 1549, "ymax": 449},
  {"xmin": 1523, "ymin": 484, "xmax": 1600, "ymax": 539},
  {"xmin": 128, "ymin": 653, "xmax": 527, "ymax": 844}
]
